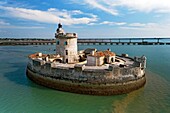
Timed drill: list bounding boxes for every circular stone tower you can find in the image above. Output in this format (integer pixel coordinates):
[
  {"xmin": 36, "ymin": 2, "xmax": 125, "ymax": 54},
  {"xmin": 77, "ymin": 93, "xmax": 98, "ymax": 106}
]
[{"xmin": 55, "ymin": 23, "xmax": 78, "ymax": 63}]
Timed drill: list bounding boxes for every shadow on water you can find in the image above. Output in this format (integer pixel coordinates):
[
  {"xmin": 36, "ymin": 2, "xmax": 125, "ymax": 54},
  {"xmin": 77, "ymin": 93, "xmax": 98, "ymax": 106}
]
[
  {"xmin": 1, "ymin": 62, "xmax": 127, "ymax": 113},
  {"xmin": 3, "ymin": 62, "xmax": 48, "ymax": 90}
]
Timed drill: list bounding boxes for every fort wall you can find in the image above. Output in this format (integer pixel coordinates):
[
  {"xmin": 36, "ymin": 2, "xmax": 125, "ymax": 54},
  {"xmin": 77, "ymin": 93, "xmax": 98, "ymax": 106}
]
[
  {"xmin": 26, "ymin": 58, "xmax": 146, "ymax": 95},
  {"xmin": 28, "ymin": 59, "xmax": 144, "ymax": 83},
  {"xmin": 26, "ymin": 68, "xmax": 146, "ymax": 95}
]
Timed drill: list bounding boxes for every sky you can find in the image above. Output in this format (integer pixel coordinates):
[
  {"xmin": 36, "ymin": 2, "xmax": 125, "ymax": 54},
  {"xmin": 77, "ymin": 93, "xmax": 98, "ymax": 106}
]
[{"xmin": 0, "ymin": 0, "xmax": 170, "ymax": 38}]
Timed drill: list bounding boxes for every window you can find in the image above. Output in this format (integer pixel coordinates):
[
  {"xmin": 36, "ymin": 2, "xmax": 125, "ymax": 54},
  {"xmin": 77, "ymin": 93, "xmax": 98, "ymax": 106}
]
[
  {"xmin": 66, "ymin": 50, "xmax": 68, "ymax": 55},
  {"xmin": 57, "ymin": 41, "xmax": 59, "ymax": 45},
  {"xmin": 66, "ymin": 59, "xmax": 68, "ymax": 63},
  {"xmin": 104, "ymin": 58, "xmax": 107, "ymax": 63},
  {"xmin": 64, "ymin": 41, "xmax": 68, "ymax": 45},
  {"xmin": 111, "ymin": 57, "xmax": 114, "ymax": 62}
]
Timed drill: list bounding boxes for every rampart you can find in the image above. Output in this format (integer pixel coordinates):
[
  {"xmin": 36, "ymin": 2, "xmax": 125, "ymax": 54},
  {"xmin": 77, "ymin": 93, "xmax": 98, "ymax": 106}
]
[{"xmin": 26, "ymin": 58, "xmax": 146, "ymax": 95}]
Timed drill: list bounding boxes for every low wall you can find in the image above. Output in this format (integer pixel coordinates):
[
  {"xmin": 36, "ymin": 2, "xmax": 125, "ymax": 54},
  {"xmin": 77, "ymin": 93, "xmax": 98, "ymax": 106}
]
[{"xmin": 26, "ymin": 68, "xmax": 146, "ymax": 96}]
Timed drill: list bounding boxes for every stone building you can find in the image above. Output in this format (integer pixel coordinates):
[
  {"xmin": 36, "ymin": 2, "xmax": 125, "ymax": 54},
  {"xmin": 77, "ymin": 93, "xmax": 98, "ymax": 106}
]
[
  {"xmin": 55, "ymin": 23, "xmax": 79, "ymax": 63},
  {"xmin": 134, "ymin": 55, "xmax": 147, "ymax": 69},
  {"xmin": 87, "ymin": 50, "xmax": 116, "ymax": 66}
]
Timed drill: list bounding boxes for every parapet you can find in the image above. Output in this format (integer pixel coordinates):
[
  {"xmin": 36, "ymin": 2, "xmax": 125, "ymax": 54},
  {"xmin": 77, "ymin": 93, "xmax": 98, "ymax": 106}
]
[
  {"xmin": 134, "ymin": 55, "xmax": 147, "ymax": 69},
  {"xmin": 56, "ymin": 32, "xmax": 77, "ymax": 39},
  {"xmin": 65, "ymin": 33, "xmax": 77, "ymax": 38}
]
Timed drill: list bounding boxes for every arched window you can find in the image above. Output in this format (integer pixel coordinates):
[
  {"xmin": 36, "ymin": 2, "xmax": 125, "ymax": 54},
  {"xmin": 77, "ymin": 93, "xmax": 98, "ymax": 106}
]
[{"xmin": 64, "ymin": 41, "xmax": 68, "ymax": 45}]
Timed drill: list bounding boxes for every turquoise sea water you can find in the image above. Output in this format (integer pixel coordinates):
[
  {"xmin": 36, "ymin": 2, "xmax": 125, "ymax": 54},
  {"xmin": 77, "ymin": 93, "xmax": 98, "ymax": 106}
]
[{"xmin": 0, "ymin": 45, "xmax": 170, "ymax": 113}]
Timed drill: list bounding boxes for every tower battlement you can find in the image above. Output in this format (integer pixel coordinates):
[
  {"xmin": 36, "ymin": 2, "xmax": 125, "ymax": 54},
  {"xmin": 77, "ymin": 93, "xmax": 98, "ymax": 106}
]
[{"xmin": 55, "ymin": 32, "xmax": 77, "ymax": 39}]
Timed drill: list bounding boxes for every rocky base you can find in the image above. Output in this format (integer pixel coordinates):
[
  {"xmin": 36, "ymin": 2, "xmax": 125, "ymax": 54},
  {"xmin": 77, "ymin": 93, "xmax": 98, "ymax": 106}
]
[{"xmin": 26, "ymin": 68, "xmax": 146, "ymax": 96}]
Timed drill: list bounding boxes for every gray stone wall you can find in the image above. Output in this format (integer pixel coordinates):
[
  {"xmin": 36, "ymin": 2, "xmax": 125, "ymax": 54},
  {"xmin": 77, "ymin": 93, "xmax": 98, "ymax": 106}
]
[
  {"xmin": 26, "ymin": 68, "xmax": 146, "ymax": 95},
  {"xmin": 28, "ymin": 59, "xmax": 144, "ymax": 85}
]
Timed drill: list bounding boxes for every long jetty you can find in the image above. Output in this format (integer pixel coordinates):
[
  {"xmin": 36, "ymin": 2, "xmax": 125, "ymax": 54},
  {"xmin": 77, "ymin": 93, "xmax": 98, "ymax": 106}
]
[{"xmin": 0, "ymin": 38, "xmax": 170, "ymax": 45}]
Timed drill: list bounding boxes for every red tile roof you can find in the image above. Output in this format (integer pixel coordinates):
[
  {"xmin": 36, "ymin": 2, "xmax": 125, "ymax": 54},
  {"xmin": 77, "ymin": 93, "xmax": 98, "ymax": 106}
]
[
  {"xmin": 90, "ymin": 50, "xmax": 116, "ymax": 57},
  {"xmin": 103, "ymin": 50, "xmax": 116, "ymax": 57}
]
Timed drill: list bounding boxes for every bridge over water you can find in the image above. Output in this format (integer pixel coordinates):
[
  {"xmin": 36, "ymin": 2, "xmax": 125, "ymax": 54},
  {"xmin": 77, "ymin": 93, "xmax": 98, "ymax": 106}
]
[
  {"xmin": 78, "ymin": 38, "xmax": 170, "ymax": 45},
  {"xmin": 0, "ymin": 38, "xmax": 170, "ymax": 45}
]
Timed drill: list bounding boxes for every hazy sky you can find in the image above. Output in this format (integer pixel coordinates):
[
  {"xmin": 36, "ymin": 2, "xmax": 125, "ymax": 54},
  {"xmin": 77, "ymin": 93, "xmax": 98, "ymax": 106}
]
[{"xmin": 1, "ymin": 0, "xmax": 170, "ymax": 38}]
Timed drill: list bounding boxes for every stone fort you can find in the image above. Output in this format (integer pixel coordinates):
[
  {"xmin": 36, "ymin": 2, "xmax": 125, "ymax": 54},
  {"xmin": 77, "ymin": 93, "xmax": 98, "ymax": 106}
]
[{"xmin": 26, "ymin": 23, "xmax": 147, "ymax": 95}]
